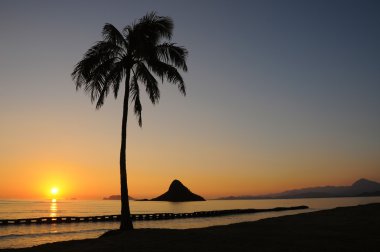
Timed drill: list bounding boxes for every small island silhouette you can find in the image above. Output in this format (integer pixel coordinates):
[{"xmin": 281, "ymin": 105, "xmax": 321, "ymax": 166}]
[
  {"xmin": 151, "ymin": 179, "xmax": 205, "ymax": 202},
  {"xmin": 103, "ymin": 180, "xmax": 205, "ymax": 202},
  {"xmin": 103, "ymin": 195, "xmax": 134, "ymax": 200}
]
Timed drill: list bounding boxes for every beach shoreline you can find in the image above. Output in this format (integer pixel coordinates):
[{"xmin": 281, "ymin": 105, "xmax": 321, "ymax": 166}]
[{"xmin": 2, "ymin": 202, "xmax": 379, "ymax": 252}]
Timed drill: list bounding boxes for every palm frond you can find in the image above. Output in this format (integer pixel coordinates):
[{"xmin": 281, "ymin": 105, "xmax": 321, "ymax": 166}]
[
  {"xmin": 155, "ymin": 43, "xmax": 188, "ymax": 71},
  {"xmin": 130, "ymin": 74, "xmax": 142, "ymax": 126},
  {"xmin": 102, "ymin": 23, "xmax": 128, "ymax": 49},
  {"xmin": 95, "ymin": 81, "xmax": 110, "ymax": 109},
  {"xmin": 122, "ymin": 25, "xmax": 134, "ymax": 42},
  {"xmin": 135, "ymin": 62, "xmax": 160, "ymax": 104},
  {"xmin": 148, "ymin": 60, "xmax": 186, "ymax": 96},
  {"xmin": 84, "ymin": 41, "xmax": 124, "ymax": 62},
  {"xmin": 137, "ymin": 12, "xmax": 173, "ymax": 41},
  {"xmin": 103, "ymin": 60, "xmax": 125, "ymax": 99},
  {"xmin": 72, "ymin": 42, "xmax": 122, "ymax": 108},
  {"xmin": 72, "ymin": 41, "xmax": 122, "ymax": 86},
  {"xmin": 126, "ymin": 12, "xmax": 173, "ymax": 61}
]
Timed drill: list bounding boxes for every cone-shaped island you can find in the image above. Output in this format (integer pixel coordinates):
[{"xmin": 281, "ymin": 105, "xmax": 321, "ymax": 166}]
[{"xmin": 151, "ymin": 180, "xmax": 205, "ymax": 202}]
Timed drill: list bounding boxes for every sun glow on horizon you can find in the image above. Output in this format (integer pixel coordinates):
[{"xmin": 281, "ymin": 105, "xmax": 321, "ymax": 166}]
[{"xmin": 51, "ymin": 187, "xmax": 59, "ymax": 195}]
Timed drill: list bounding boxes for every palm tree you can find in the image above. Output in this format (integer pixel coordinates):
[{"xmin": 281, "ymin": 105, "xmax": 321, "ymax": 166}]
[{"xmin": 71, "ymin": 12, "xmax": 188, "ymax": 231}]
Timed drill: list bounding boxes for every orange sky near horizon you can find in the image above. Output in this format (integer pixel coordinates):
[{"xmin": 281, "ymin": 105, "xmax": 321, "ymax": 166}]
[
  {"xmin": 0, "ymin": 127, "xmax": 378, "ymax": 200},
  {"xmin": 1, "ymin": 97, "xmax": 378, "ymax": 200}
]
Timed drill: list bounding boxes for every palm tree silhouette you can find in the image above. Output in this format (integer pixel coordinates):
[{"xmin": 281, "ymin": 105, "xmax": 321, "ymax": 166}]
[{"xmin": 72, "ymin": 12, "xmax": 188, "ymax": 230}]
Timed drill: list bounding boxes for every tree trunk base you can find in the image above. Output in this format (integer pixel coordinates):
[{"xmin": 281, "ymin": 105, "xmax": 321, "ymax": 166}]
[{"xmin": 120, "ymin": 218, "xmax": 134, "ymax": 231}]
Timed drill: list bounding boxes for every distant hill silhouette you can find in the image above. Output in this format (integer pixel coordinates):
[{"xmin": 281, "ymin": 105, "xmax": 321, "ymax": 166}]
[
  {"xmin": 151, "ymin": 180, "xmax": 205, "ymax": 202},
  {"xmin": 103, "ymin": 195, "xmax": 134, "ymax": 200},
  {"xmin": 357, "ymin": 191, "xmax": 380, "ymax": 197},
  {"xmin": 218, "ymin": 178, "xmax": 380, "ymax": 200}
]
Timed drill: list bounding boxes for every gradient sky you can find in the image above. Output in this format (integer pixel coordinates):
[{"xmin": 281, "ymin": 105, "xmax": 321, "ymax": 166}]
[{"xmin": 0, "ymin": 0, "xmax": 379, "ymax": 199}]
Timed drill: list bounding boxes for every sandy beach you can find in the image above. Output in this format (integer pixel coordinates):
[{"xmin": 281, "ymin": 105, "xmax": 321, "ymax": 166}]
[{"xmin": 2, "ymin": 203, "xmax": 379, "ymax": 252}]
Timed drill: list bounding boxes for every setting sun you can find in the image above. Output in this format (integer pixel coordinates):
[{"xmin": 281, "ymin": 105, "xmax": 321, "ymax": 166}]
[{"xmin": 51, "ymin": 187, "xmax": 59, "ymax": 195}]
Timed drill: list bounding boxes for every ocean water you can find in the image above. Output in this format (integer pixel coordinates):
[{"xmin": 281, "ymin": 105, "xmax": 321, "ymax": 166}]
[{"xmin": 0, "ymin": 197, "xmax": 379, "ymax": 249}]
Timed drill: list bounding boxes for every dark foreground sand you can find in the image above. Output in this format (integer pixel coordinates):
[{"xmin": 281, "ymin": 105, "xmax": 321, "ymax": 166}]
[{"xmin": 3, "ymin": 203, "xmax": 380, "ymax": 252}]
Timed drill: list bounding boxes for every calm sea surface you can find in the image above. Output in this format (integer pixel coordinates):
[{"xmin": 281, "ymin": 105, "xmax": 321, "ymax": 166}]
[{"xmin": 1, "ymin": 197, "xmax": 379, "ymax": 249}]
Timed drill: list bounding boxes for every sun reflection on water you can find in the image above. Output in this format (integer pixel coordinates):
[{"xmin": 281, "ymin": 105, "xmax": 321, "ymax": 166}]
[{"xmin": 50, "ymin": 199, "xmax": 57, "ymax": 217}]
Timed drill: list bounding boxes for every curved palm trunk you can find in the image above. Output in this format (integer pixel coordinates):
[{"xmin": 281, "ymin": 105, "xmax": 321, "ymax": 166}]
[{"xmin": 119, "ymin": 71, "xmax": 134, "ymax": 230}]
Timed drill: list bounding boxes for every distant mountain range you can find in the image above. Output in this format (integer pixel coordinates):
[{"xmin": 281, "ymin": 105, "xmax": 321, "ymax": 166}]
[{"xmin": 218, "ymin": 178, "xmax": 380, "ymax": 200}]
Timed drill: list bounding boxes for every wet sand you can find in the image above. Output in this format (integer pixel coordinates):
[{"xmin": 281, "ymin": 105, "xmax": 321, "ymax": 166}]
[{"xmin": 3, "ymin": 203, "xmax": 380, "ymax": 252}]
